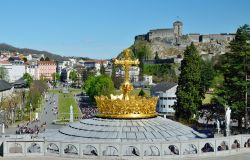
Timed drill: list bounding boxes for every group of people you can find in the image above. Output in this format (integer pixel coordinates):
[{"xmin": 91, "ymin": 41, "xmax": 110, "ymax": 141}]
[
  {"xmin": 16, "ymin": 120, "xmax": 46, "ymax": 135},
  {"xmin": 82, "ymin": 108, "xmax": 97, "ymax": 119}
]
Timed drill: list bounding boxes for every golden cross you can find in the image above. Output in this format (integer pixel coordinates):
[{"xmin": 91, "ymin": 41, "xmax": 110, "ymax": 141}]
[
  {"xmin": 114, "ymin": 49, "xmax": 139, "ymax": 83},
  {"xmin": 114, "ymin": 48, "xmax": 139, "ymax": 100}
]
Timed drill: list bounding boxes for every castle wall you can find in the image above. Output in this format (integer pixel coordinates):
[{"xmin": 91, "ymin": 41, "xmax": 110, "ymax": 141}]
[
  {"xmin": 188, "ymin": 34, "xmax": 200, "ymax": 43},
  {"xmin": 148, "ymin": 29, "xmax": 175, "ymax": 41},
  {"xmin": 200, "ymin": 34, "xmax": 235, "ymax": 43}
]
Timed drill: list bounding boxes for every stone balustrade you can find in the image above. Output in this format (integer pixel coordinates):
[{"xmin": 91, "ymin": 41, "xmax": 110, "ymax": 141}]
[{"xmin": 2, "ymin": 134, "xmax": 250, "ymax": 159}]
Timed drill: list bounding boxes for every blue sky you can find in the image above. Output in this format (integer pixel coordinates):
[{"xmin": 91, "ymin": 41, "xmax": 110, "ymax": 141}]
[{"xmin": 0, "ymin": 0, "xmax": 249, "ymax": 59}]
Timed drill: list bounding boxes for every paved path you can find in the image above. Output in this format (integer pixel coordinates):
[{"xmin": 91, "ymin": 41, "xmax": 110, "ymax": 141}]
[
  {"xmin": 3, "ymin": 93, "xmax": 61, "ymax": 135},
  {"xmin": 40, "ymin": 93, "xmax": 58, "ymax": 128}
]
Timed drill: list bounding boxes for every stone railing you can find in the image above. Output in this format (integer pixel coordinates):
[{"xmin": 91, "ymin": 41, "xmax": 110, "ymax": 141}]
[{"xmin": 2, "ymin": 134, "xmax": 250, "ymax": 159}]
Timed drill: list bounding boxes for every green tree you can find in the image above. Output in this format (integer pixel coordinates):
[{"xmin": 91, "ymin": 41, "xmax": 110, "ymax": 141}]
[
  {"xmin": 52, "ymin": 72, "xmax": 60, "ymax": 86},
  {"xmin": 23, "ymin": 73, "xmax": 33, "ymax": 87},
  {"xmin": 100, "ymin": 63, "xmax": 106, "ymax": 75},
  {"xmin": 154, "ymin": 52, "xmax": 160, "ymax": 61},
  {"xmin": 221, "ymin": 24, "xmax": 250, "ymax": 126},
  {"xmin": 40, "ymin": 57, "xmax": 44, "ymax": 61},
  {"xmin": 174, "ymin": 43, "xmax": 202, "ymax": 121},
  {"xmin": 82, "ymin": 68, "xmax": 96, "ymax": 82},
  {"xmin": 111, "ymin": 63, "xmax": 123, "ymax": 89},
  {"xmin": 0, "ymin": 66, "xmax": 9, "ymax": 81},
  {"xmin": 45, "ymin": 57, "xmax": 50, "ymax": 61},
  {"xmin": 84, "ymin": 75, "xmax": 115, "ymax": 102},
  {"xmin": 69, "ymin": 70, "xmax": 78, "ymax": 84},
  {"xmin": 22, "ymin": 57, "xmax": 27, "ymax": 62},
  {"xmin": 131, "ymin": 40, "xmax": 152, "ymax": 81},
  {"xmin": 138, "ymin": 89, "xmax": 146, "ymax": 97},
  {"xmin": 200, "ymin": 60, "xmax": 215, "ymax": 98}
]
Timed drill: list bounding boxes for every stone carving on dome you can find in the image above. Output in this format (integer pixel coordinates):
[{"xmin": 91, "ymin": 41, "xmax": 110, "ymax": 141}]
[
  {"xmin": 183, "ymin": 144, "xmax": 197, "ymax": 155},
  {"xmin": 244, "ymin": 139, "xmax": 250, "ymax": 148},
  {"xmin": 103, "ymin": 146, "xmax": 118, "ymax": 156},
  {"xmin": 201, "ymin": 143, "xmax": 214, "ymax": 153},
  {"xmin": 144, "ymin": 145, "xmax": 160, "ymax": 156},
  {"xmin": 164, "ymin": 145, "xmax": 179, "ymax": 155},
  {"xmin": 83, "ymin": 145, "xmax": 98, "ymax": 156},
  {"xmin": 47, "ymin": 143, "xmax": 59, "ymax": 154},
  {"xmin": 64, "ymin": 144, "xmax": 78, "ymax": 155},
  {"xmin": 9, "ymin": 143, "xmax": 22, "ymax": 153},
  {"xmin": 124, "ymin": 146, "xmax": 140, "ymax": 156},
  {"xmin": 217, "ymin": 141, "xmax": 229, "ymax": 151},
  {"xmin": 27, "ymin": 143, "xmax": 41, "ymax": 153},
  {"xmin": 231, "ymin": 140, "xmax": 240, "ymax": 149}
]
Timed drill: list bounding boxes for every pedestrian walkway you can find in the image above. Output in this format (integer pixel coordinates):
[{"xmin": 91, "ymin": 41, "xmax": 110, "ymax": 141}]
[{"xmin": 3, "ymin": 93, "xmax": 61, "ymax": 135}]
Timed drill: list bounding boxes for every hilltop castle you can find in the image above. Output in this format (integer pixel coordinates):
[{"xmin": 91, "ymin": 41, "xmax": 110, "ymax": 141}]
[{"xmin": 135, "ymin": 21, "xmax": 235, "ymax": 45}]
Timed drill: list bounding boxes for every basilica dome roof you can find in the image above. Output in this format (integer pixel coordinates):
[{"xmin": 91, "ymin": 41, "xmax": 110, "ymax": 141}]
[{"xmin": 44, "ymin": 117, "xmax": 206, "ymax": 142}]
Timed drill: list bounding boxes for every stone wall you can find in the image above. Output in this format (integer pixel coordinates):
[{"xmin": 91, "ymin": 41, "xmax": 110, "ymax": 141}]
[{"xmin": 3, "ymin": 134, "xmax": 250, "ymax": 159}]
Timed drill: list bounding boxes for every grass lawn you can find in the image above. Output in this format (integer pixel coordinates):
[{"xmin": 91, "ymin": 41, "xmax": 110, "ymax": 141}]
[
  {"xmin": 49, "ymin": 89, "xmax": 80, "ymax": 120},
  {"xmin": 203, "ymin": 93, "xmax": 214, "ymax": 104},
  {"xmin": 48, "ymin": 89, "xmax": 60, "ymax": 94},
  {"xmin": 68, "ymin": 88, "xmax": 82, "ymax": 93},
  {"xmin": 58, "ymin": 93, "xmax": 80, "ymax": 120}
]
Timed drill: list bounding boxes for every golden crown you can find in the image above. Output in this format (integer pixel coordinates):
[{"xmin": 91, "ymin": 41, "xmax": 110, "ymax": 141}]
[{"xmin": 95, "ymin": 49, "xmax": 158, "ymax": 119}]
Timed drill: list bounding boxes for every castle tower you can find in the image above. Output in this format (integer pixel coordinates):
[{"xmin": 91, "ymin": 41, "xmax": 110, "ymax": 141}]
[{"xmin": 173, "ymin": 21, "xmax": 183, "ymax": 37}]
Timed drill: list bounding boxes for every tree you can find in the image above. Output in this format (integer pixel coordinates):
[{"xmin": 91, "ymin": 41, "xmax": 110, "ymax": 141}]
[
  {"xmin": 138, "ymin": 89, "xmax": 146, "ymax": 97},
  {"xmin": 0, "ymin": 66, "xmax": 9, "ymax": 81},
  {"xmin": 221, "ymin": 24, "xmax": 250, "ymax": 127},
  {"xmin": 84, "ymin": 75, "xmax": 115, "ymax": 102},
  {"xmin": 82, "ymin": 68, "xmax": 96, "ymax": 82},
  {"xmin": 174, "ymin": 43, "xmax": 202, "ymax": 121},
  {"xmin": 23, "ymin": 57, "xmax": 27, "ymax": 62},
  {"xmin": 45, "ymin": 57, "xmax": 50, "ymax": 61},
  {"xmin": 131, "ymin": 40, "xmax": 152, "ymax": 81},
  {"xmin": 23, "ymin": 73, "xmax": 33, "ymax": 87},
  {"xmin": 154, "ymin": 52, "xmax": 160, "ymax": 61},
  {"xmin": 200, "ymin": 60, "xmax": 215, "ymax": 98},
  {"xmin": 52, "ymin": 72, "xmax": 60, "ymax": 86},
  {"xmin": 40, "ymin": 57, "xmax": 44, "ymax": 61},
  {"xmin": 26, "ymin": 80, "xmax": 48, "ymax": 111},
  {"xmin": 111, "ymin": 63, "xmax": 123, "ymax": 89},
  {"xmin": 69, "ymin": 70, "xmax": 78, "ymax": 84},
  {"xmin": 100, "ymin": 63, "xmax": 106, "ymax": 75}
]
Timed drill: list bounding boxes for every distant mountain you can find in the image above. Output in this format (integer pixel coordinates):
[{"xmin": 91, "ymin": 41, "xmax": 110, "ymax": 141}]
[{"xmin": 0, "ymin": 43, "xmax": 68, "ymax": 61}]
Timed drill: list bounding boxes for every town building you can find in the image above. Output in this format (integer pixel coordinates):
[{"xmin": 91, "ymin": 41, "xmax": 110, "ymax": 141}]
[
  {"xmin": 25, "ymin": 61, "xmax": 39, "ymax": 80},
  {"xmin": 37, "ymin": 61, "xmax": 56, "ymax": 80},
  {"xmin": 0, "ymin": 60, "xmax": 26, "ymax": 83},
  {"xmin": 84, "ymin": 60, "xmax": 108, "ymax": 75},
  {"xmin": 151, "ymin": 82, "xmax": 177, "ymax": 118},
  {"xmin": 117, "ymin": 66, "xmax": 140, "ymax": 82}
]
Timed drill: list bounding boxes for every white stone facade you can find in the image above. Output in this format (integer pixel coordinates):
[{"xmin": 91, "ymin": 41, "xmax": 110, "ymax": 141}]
[{"xmin": 0, "ymin": 61, "xmax": 26, "ymax": 82}]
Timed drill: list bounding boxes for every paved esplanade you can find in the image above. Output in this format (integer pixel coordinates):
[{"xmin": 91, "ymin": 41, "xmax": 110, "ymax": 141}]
[
  {"xmin": 43, "ymin": 116, "xmax": 206, "ymax": 142},
  {"xmin": 40, "ymin": 93, "xmax": 58, "ymax": 128}
]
